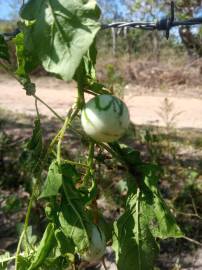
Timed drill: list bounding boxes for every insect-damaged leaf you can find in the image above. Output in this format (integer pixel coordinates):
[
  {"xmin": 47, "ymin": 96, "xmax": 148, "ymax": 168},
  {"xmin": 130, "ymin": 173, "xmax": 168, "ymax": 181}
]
[{"xmin": 20, "ymin": 0, "xmax": 101, "ymax": 81}]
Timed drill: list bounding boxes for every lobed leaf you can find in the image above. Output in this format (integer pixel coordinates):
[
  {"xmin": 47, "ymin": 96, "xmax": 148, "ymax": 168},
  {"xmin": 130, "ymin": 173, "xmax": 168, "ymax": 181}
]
[
  {"xmin": 112, "ymin": 147, "xmax": 183, "ymax": 270},
  {"xmin": 113, "ymin": 188, "xmax": 159, "ymax": 270}
]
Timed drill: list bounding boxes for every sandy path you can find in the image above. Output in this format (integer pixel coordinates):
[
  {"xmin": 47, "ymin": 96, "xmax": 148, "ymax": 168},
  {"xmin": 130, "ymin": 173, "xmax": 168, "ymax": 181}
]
[{"xmin": 0, "ymin": 75, "xmax": 202, "ymax": 129}]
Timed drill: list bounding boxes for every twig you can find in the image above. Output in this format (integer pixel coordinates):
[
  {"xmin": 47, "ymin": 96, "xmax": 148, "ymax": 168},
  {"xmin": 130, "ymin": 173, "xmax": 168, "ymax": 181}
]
[{"xmin": 182, "ymin": 236, "xmax": 202, "ymax": 247}]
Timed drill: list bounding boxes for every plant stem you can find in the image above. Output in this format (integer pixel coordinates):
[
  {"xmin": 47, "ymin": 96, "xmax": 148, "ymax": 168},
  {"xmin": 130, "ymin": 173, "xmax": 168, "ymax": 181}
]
[
  {"xmin": 57, "ymin": 106, "xmax": 79, "ymax": 165},
  {"xmin": 33, "ymin": 94, "xmax": 64, "ymax": 122},
  {"xmin": 35, "ymin": 98, "xmax": 40, "ymax": 119},
  {"xmin": 182, "ymin": 236, "xmax": 202, "ymax": 247},
  {"xmin": 62, "ymin": 159, "xmax": 88, "ymax": 168},
  {"xmin": 82, "ymin": 142, "xmax": 95, "ymax": 185},
  {"xmin": 136, "ymin": 188, "xmax": 141, "ymax": 270},
  {"xmin": 15, "ymin": 182, "xmax": 37, "ymax": 270}
]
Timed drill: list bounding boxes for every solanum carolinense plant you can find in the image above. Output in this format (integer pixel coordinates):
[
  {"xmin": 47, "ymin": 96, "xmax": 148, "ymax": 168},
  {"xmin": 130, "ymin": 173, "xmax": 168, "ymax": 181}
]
[{"xmin": 0, "ymin": 0, "xmax": 183, "ymax": 270}]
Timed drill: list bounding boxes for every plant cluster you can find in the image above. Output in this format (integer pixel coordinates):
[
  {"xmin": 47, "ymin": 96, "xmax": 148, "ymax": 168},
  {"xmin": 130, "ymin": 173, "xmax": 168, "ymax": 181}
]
[{"xmin": 0, "ymin": 1, "xmax": 184, "ymax": 270}]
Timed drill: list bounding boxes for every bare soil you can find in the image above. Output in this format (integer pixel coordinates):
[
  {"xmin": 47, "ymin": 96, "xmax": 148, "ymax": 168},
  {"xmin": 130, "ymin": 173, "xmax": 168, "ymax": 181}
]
[{"xmin": 0, "ymin": 74, "xmax": 202, "ymax": 130}]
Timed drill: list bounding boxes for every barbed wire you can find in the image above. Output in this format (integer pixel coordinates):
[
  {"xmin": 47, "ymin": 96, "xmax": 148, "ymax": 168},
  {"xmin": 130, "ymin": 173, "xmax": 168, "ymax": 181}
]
[
  {"xmin": 102, "ymin": 1, "xmax": 202, "ymax": 39},
  {"xmin": 1, "ymin": 1, "xmax": 202, "ymax": 40}
]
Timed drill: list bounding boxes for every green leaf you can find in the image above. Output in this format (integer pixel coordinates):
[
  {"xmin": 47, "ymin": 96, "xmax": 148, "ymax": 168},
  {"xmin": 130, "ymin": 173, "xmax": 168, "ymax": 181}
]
[
  {"xmin": 17, "ymin": 256, "xmax": 32, "ymax": 270},
  {"xmin": 139, "ymin": 165, "xmax": 183, "ymax": 239},
  {"xmin": 113, "ymin": 188, "xmax": 159, "ymax": 270},
  {"xmin": 20, "ymin": 117, "xmax": 43, "ymax": 176},
  {"xmin": 0, "ymin": 35, "xmax": 9, "ymax": 62},
  {"xmin": 16, "ymin": 224, "xmax": 37, "ymax": 254},
  {"xmin": 40, "ymin": 161, "xmax": 63, "ymax": 198},
  {"xmin": 58, "ymin": 188, "xmax": 91, "ymax": 253},
  {"xmin": 83, "ymin": 41, "xmax": 97, "ymax": 81},
  {"xmin": 20, "ymin": 0, "xmax": 101, "ymax": 81},
  {"xmin": 0, "ymin": 252, "xmax": 10, "ymax": 270},
  {"xmin": 28, "ymin": 223, "xmax": 56, "ymax": 270},
  {"xmin": 55, "ymin": 229, "xmax": 75, "ymax": 255},
  {"xmin": 113, "ymin": 164, "xmax": 183, "ymax": 270},
  {"xmin": 14, "ymin": 32, "xmax": 37, "ymax": 95},
  {"xmin": 40, "ymin": 161, "xmax": 79, "ymax": 198}
]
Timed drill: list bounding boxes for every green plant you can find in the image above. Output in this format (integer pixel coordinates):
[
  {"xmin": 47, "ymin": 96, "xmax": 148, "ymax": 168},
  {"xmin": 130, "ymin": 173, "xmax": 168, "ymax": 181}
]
[{"xmin": 0, "ymin": 1, "xmax": 184, "ymax": 270}]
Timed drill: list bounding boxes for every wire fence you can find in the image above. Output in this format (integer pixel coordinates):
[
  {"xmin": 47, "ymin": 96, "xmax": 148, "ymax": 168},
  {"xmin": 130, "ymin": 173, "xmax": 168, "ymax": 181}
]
[
  {"xmin": 102, "ymin": 1, "xmax": 202, "ymax": 39},
  {"xmin": 1, "ymin": 1, "xmax": 202, "ymax": 40}
]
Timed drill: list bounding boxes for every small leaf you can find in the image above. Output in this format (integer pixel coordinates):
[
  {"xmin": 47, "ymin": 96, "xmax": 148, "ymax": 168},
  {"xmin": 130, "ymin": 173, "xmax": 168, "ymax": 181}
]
[
  {"xmin": 20, "ymin": 117, "xmax": 43, "ymax": 176},
  {"xmin": 14, "ymin": 32, "xmax": 38, "ymax": 95},
  {"xmin": 0, "ymin": 35, "xmax": 9, "ymax": 62},
  {"xmin": 40, "ymin": 161, "xmax": 63, "ymax": 198},
  {"xmin": 139, "ymin": 165, "xmax": 183, "ymax": 239},
  {"xmin": 40, "ymin": 161, "xmax": 79, "ymax": 198},
  {"xmin": 20, "ymin": 0, "xmax": 101, "ymax": 81},
  {"xmin": 28, "ymin": 223, "xmax": 56, "ymax": 270}
]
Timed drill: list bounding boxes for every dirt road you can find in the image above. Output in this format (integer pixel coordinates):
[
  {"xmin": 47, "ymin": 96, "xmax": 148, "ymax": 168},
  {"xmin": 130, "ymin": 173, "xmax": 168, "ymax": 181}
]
[{"xmin": 1, "ymin": 75, "xmax": 202, "ymax": 129}]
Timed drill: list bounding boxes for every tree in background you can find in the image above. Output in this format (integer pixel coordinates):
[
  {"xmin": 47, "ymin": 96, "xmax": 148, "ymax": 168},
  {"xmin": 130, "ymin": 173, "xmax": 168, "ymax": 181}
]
[{"xmin": 120, "ymin": 0, "xmax": 202, "ymax": 58}]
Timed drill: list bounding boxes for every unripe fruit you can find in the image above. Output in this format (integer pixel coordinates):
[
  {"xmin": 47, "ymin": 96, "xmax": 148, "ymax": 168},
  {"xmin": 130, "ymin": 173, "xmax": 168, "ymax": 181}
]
[
  {"xmin": 81, "ymin": 95, "xmax": 130, "ymax": 142},
  {"xmin": 82, "ymin": 225, "xmax": 106, "ymax": 263}
]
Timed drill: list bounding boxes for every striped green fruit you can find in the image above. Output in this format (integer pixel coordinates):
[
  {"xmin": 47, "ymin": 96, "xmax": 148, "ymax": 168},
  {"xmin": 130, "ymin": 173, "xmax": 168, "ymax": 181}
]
[{"xmin": 81, "ymin": 95, "xmax": 130, "ymax": 142}]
